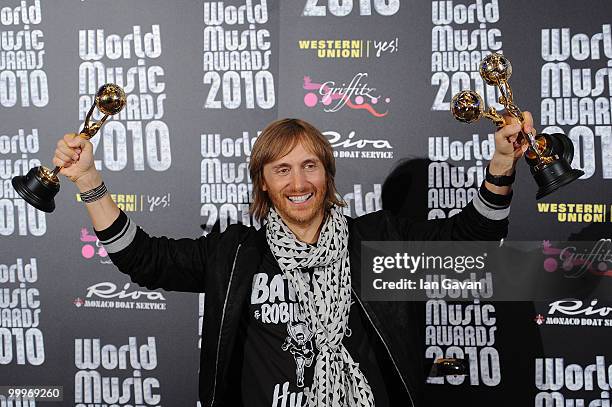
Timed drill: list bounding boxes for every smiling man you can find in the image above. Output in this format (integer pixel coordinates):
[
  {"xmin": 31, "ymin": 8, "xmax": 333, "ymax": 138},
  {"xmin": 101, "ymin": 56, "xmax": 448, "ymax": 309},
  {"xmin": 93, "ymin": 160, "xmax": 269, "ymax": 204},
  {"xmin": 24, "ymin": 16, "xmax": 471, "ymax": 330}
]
[{"xmin": 53, "ymin": 116, "xmax": 530, "ymax": 406}]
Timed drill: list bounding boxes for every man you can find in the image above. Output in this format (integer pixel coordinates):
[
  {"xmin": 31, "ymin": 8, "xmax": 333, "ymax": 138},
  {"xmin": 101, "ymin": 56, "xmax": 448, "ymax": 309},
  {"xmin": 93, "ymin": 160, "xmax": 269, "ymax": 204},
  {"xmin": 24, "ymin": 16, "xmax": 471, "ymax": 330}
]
[{"xmin": 53, "ymin": 115, "xmax": 531, "ymax": 406}]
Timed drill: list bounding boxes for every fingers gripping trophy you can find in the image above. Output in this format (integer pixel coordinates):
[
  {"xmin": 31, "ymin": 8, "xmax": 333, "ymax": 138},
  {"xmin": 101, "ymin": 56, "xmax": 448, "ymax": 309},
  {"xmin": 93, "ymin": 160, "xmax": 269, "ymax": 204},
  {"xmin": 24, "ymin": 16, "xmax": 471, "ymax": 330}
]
[
  {"xmin": 11, "ymin": 84, "xmax": 126, "ymax": 212},
  {"xmin": 451, "ymin": 53, "xmax": 584, "ymax": 199}
]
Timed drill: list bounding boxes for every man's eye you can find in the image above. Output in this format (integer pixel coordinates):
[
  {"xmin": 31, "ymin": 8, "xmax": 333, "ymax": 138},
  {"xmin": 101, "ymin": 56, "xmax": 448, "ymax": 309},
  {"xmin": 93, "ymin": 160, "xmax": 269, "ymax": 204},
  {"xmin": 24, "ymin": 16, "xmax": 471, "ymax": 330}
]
[
  {"xmin": 277, "ymin": 168, "xmax": 289, "ymax": 175},
  {"xmin": 305, "ymin": 163, "xmax": 316, "ymax": 170}
]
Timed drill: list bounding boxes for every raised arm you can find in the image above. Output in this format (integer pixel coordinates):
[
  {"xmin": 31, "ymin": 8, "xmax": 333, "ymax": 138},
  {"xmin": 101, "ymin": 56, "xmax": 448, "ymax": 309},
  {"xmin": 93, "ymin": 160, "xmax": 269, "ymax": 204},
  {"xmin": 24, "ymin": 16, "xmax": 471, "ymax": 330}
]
[
  {"xmin": 353, "ymin": 112, "xmax": 533, "ymax": 241},
  {"xmin": 482, "ymin": 111, "xmax": 533, "ymax": 196},
  {"xmin": 91, "ymin": 210, "xmax": 217, "ymax": 292},
  {"xmin": 52, "ymin": 133, "xmax": 217, "ymax": 292}
]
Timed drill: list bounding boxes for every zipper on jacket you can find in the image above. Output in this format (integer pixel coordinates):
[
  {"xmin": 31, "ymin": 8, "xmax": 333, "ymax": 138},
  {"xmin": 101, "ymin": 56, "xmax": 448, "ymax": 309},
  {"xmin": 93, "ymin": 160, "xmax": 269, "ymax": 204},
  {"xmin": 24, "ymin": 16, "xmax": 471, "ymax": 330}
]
[
  {"xmin": 210, "ymin": 243, "xmax": 242, "ymax": 407},
  {"xmin": 352, "ymin": 287, "xmax": 415, "ymax": 407}
]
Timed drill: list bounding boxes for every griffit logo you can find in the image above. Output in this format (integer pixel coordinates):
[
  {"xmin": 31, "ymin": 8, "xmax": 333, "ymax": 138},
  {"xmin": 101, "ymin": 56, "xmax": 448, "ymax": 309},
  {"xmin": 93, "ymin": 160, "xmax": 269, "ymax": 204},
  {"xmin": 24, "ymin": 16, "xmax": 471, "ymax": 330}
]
[
  {"xmin": 79, "ymin": 228, "xmax": 111, "ymax": 264},
  {"xmin": 542, "ymin": 239, "xmax": 612, "ymax": 277},
  {"xmin": 302, "ymin": 73, "xmax": 390, "ymax": 117}
]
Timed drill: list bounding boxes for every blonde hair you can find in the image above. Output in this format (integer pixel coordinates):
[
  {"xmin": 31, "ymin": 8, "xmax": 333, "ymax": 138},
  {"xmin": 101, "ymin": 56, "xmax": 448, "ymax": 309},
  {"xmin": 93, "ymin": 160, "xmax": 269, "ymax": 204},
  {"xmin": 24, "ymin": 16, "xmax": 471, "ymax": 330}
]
[{"xmin": 249, "ymin": 118, "xmax": 345, "ymax": 221}]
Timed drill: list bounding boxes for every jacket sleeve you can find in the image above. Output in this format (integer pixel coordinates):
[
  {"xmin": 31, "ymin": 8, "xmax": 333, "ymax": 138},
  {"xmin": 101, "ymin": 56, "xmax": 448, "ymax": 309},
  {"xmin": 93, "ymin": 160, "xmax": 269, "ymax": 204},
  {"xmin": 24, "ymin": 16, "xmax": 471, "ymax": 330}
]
[
  {"xmin": 94, "ymin": 210, "xmax": 220, "ymax": 292},
  {"xmin": 359, "ymin": 182, "xmax": 512, "ymax": 241}
]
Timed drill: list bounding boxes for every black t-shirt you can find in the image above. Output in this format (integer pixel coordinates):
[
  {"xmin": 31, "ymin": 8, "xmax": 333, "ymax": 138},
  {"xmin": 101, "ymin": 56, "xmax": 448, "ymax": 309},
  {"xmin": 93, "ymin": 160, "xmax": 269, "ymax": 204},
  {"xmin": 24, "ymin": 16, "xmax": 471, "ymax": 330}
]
[{"xmin": 238, "ymin": 245, "xmax": 411, "ymax": 407}]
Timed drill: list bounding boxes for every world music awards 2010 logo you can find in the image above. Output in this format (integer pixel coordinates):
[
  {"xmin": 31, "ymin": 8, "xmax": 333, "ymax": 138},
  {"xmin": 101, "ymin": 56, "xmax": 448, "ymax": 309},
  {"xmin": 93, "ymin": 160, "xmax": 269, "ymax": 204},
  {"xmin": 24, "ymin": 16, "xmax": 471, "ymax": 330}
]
[{"xmin": 302, "ymin": 72, "xmax": 390, "ymax": 117}]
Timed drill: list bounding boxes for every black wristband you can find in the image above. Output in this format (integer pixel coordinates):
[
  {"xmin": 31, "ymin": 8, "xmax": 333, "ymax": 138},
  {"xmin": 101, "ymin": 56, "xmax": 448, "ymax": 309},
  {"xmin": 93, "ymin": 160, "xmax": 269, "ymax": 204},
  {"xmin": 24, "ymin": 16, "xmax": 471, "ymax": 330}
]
[
  {"xmin": 485, "ymin": 165, "xmax": 515, "ymax": 186},
  {"xmin": 80, "ymin": 182, "xmax": 108, "ymax": 203}
]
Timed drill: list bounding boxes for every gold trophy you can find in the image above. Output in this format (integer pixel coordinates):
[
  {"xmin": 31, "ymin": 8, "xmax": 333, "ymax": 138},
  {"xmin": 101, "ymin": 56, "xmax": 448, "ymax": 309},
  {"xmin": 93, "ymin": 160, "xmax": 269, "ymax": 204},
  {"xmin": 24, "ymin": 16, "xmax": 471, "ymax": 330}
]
[
  {"xmin": 11, "ymin": 84, "xmax": 126, "ymax": 212},
  {"xmin": 451, "ymin": 53, "xmax": 584, "ymax": 199}
]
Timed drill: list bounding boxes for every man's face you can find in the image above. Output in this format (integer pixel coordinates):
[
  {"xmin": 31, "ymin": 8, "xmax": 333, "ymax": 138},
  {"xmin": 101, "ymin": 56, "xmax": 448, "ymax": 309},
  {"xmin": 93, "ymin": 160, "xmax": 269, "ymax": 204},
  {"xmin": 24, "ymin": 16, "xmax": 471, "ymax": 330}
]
[{"xmin": 262, "ymin": 141, "xmax": 327, "ymax": 228}]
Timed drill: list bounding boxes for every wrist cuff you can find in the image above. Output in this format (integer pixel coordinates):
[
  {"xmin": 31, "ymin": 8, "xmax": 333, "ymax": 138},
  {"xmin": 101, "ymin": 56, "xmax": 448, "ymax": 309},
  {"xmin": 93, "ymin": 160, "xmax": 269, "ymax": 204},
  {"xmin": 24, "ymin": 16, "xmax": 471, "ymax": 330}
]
[
  {"xmin": 480, "ymin": 180, "xmax": 513, "ymax": 207},
  {"xmin": 94, "ymin": 210, "xmax": 127, "ymax": 240},
  {"xmin": 472, "ymin": 181, "xmax": 512, "ymax": 220},
  {"xmin": 94, "ymin": 210, "xmax": 137, "ymax": 255}
]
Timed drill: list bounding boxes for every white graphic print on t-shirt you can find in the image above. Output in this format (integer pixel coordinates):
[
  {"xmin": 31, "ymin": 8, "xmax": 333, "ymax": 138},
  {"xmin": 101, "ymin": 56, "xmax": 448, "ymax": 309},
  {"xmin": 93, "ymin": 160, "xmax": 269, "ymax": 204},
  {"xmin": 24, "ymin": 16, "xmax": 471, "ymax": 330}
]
[
  {"xmin": 282, "ymin": 322, "xmax": 315, "ymax": 387},
  {"xmin": 247, "ymin": 270, "xmax": 315, "ymax": 407}
]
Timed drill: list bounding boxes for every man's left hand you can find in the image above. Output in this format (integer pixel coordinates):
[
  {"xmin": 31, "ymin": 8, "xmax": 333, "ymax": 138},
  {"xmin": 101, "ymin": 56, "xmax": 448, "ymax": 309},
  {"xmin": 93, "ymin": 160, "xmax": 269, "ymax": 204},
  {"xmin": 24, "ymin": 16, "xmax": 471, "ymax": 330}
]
[{"xmin": 489, "ymin": 110, "xmax": 534, "ymax": 176}]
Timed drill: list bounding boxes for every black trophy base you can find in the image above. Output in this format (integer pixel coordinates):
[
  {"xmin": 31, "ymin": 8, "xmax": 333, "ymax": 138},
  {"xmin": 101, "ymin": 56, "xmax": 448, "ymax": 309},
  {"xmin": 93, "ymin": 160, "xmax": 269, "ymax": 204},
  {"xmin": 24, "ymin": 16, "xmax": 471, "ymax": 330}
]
[
  {"xmin": 11, "ymin": 167, "xmax": 59, "ymax": 213},
  {"xmin": 427, "ymin": 358, "xmax": 468, "ymax": 377},
  {"xmin": 533, "ymin": 160, "xmax": 584, "ymax": 200}
]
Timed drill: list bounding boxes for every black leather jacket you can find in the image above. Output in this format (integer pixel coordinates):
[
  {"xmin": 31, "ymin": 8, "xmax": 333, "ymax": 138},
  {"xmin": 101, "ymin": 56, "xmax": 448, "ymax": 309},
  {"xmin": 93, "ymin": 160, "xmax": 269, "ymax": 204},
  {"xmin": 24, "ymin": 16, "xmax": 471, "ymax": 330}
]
[{"xmin": 101, "ymin": 201, "xmax": 508, "ymax": 407}]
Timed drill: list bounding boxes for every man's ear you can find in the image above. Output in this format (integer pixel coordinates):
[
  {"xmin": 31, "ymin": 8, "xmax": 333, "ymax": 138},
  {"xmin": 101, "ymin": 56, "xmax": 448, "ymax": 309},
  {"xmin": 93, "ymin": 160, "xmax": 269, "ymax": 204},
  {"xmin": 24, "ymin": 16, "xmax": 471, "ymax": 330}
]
[{"xmin": 262, "ymin": 180, "xmax": 268, "ymax": 192}]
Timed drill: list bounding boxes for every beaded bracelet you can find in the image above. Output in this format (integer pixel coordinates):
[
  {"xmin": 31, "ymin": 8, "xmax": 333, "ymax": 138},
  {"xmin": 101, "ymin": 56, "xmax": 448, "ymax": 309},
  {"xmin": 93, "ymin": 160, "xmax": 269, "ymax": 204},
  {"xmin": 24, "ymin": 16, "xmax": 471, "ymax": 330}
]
[{"xmin": 80, "ymin": 182, "xmax": 108, "ymax": 203}]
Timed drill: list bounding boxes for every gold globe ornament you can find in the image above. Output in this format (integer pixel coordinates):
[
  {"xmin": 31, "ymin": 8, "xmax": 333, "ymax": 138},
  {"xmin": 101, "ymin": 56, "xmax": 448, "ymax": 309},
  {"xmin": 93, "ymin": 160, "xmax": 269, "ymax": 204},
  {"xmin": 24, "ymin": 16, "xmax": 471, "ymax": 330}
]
[
  {"xmin": 479, "ymin": 53, "xmax": 512, "ymax": 86},
  {"xmin": 95, "ymin": 83, "xmax": 126, "ymax": 114},
  {"xmin": 11, "ymin": 84, "xmax": 127, "ymax": 212},
  {"xmin": 451, "ymin": 90, "xmax": 506, "ymax": 127}
]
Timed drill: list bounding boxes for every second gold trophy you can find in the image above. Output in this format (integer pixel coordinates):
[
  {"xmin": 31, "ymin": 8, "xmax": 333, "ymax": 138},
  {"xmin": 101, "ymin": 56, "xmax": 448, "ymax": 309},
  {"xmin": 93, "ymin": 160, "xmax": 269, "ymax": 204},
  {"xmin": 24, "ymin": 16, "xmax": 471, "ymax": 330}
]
[{"xmin": 451, "ymin": 53, "xmax": 584, "ymax": 199}]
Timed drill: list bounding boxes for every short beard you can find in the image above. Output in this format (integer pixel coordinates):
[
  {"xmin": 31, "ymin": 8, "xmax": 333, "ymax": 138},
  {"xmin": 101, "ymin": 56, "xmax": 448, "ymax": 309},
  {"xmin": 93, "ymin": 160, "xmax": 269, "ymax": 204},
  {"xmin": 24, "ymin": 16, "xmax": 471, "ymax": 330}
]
[{"xmin": 269, "ymin": 192, "xmax": 326, "ymax": 226}]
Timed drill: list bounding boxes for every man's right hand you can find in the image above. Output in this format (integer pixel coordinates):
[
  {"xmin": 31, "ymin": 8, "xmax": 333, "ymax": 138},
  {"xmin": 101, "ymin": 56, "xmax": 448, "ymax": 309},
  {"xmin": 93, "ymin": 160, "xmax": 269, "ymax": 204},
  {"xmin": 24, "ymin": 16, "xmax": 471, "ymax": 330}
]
[
  {"xmin": 52, "ymin": 133, "xmax": 100, "ymax": 190},
  {"xmin": 53, "ymin": 133, "xmax": 119, "ymax": 230}
]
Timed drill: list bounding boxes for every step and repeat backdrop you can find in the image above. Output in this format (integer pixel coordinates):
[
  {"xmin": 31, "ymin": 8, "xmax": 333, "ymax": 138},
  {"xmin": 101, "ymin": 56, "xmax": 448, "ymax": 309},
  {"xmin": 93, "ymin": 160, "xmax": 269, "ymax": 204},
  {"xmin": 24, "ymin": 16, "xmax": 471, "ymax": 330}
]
[{"xmin": 1, "ymin": 0, "xmax": 611, "ymax": 406}]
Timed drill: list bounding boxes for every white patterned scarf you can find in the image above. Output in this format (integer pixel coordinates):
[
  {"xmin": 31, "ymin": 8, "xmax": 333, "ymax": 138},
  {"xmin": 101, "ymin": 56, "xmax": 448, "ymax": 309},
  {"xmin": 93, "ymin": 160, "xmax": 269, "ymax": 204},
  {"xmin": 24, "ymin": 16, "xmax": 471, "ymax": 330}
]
[{"xmin": 266, "ymin": 205, "xmax": 375, "ymax": 407}]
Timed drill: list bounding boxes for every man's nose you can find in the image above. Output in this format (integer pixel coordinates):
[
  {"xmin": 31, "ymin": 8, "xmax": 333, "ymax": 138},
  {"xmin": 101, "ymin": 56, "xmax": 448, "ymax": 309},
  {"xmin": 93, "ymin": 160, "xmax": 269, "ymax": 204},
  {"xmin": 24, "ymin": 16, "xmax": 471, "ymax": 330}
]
[{"xmin": 291, "ymin": 169, "xmax": 306, "ymax": 191}]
